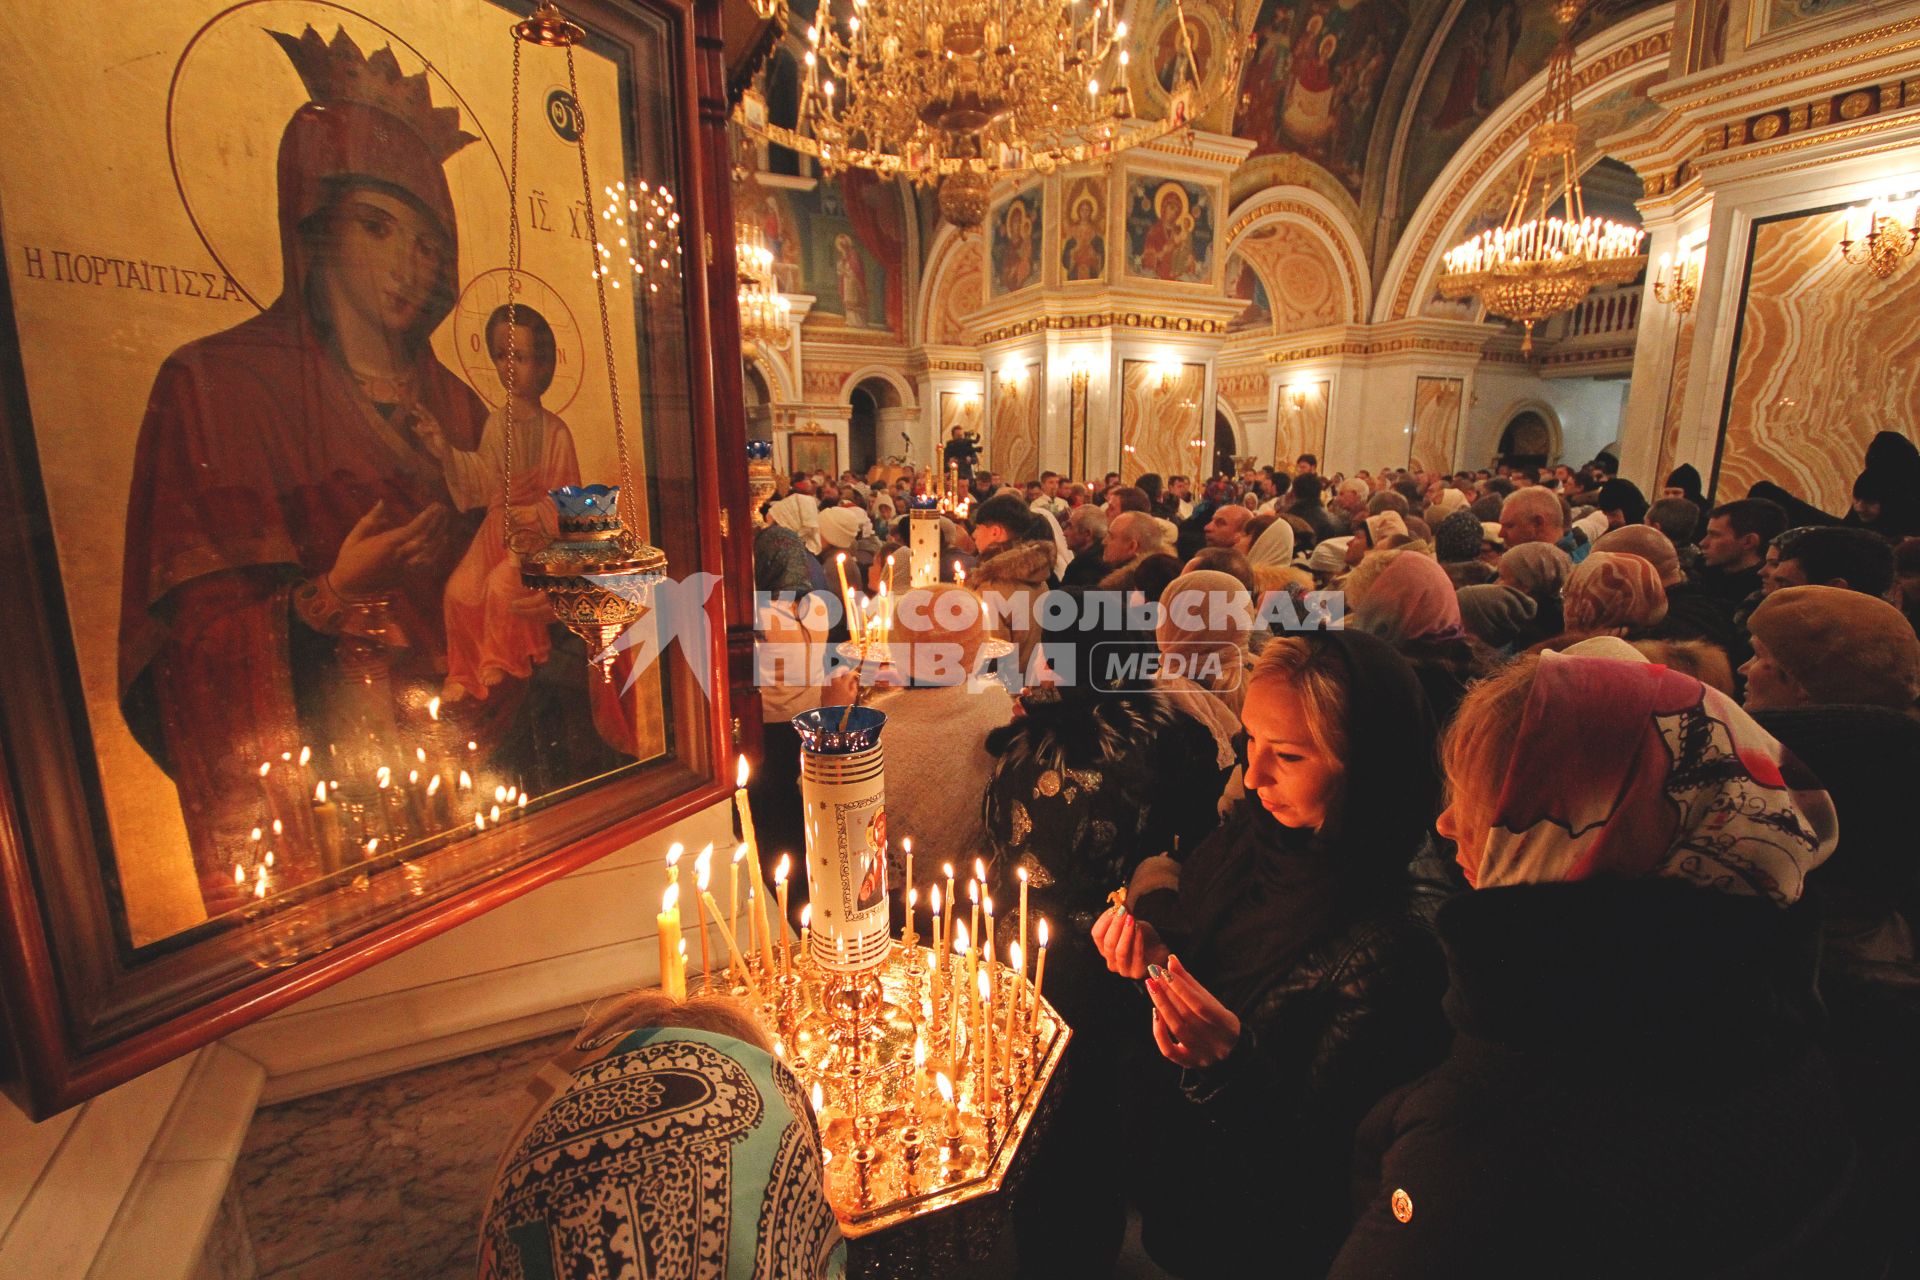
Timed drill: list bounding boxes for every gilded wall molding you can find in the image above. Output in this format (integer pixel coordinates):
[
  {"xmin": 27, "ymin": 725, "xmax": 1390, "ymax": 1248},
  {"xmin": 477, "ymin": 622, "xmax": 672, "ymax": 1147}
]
[
  {"xmin": 976, "ymin": 312, "xmax": 1232, "ymax": 342},
  {"xmin": 1222, "ymin": 198, "xmax": 1367, "ymax": 325}
]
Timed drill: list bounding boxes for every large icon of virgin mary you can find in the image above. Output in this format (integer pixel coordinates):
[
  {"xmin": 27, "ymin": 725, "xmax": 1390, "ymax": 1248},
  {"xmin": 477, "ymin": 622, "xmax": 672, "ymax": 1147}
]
[{"xmin": 117, "ymin": 27, "xmax": 614, "ymax": 915}]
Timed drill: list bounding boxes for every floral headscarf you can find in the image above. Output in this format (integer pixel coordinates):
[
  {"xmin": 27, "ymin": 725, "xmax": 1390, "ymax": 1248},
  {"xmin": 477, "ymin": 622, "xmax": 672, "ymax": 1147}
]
[
  {"xmin": 1476, "ymin": 654, "xmax": 1837, "ymax": 905},
  {"xmin": 1562, "ymin": 550, "xmax": 1669, "ymax": 633}
]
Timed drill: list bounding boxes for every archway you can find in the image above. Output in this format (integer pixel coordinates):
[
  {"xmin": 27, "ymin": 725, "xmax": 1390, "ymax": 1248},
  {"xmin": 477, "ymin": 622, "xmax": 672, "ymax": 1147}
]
[
  {"xmin": 1212, "ymin": 411, "xmax": 1237, "ymax": 481},
  {"xmin": 1498, "ymin": 411, "xmax": 1553, "ymax": 469},
  {"xmin": 847, "ymin": 375, "xmax": 906, "ymax": 479}
]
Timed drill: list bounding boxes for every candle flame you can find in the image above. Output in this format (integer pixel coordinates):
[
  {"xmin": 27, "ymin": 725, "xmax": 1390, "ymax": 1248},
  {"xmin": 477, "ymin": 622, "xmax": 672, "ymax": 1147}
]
[
  {"xmin": 663, "ymin": 883, "xmax": 679, "ymax": 911},
  {"xmin": 365, "ymin": 838, "xmax": 379, "ymax": 855},
  {"xmin": 936, "ymin": 1072, "xmax": 954, "ymax": 1104},
  {"xmin": 667, "ymin": 841, "xmax": 684, "ymax": 868},
  {"xmin": 978, "ymin": 968, "xmax": 990, "ymax": 998},
  {"xmin": 416, "ymin": 747, "xmax": 428, "ymax": 765},
  {"xmin": 773, "ymin": 1037, "xmax": 785, "ymax": 1059},
  {"xmin": 735, "ymin": 753, "xmax": 750, "ymax": 788},
  {"xmin": 908, "ymin": 887, "xmax": 918, "ymax": 909},
  {"xmin": 409, "ymin": 770, "xmax": 420, "ymax": 785},
  {"xmin": 467, "ymin": 740, "xmax": 478, "ymax": 752},
  {"xmin": 968, "ymin": 880, "xmax": 978, "ymax": 905},
  {"xmin": 697, "ymin": 857, "xmax": 712, "ymax": 893},
  {"xmin": 931, "ymin": 884, "xmax": 942, "ymax": 914},
  {"xmin": 1017, "ymin": 866, "xmax": 1028, "ymax": 884},
  {"xmin": 1038, "ymin": 918, "xmax": 1049, "ymax": 947},
  {"xmin": 280, "ymin": 750, "xmax": 292, "ymax": 762},
  {"xmin": 250, "ymin": 826, "xmax": 263, "ymax": 842},
  {"xmin": 984, "ymin": 895, "xmax": 994, "ymax": 918},
  {"xmin": 271, "ymin": 818, "xmax": 283, "ymax": 837},
  {"xmin": 953, "ymin": 920, "xmax": 969, "ymax": 954},
  {"xmin": 475, "ymin": 812, "xmax": 486, "ymax": 831},
  {"xmin": 298, "ymin": 745, "xmax": 312, "ymax": 766},
  {"xmin": 507, "ymin": 786, "xmax": 518, "ymax": 803},
  {"xmin": 800, "ymin": 903, "xmax": 812, "ymax": 928},
  {"xmin": 902, "ymin": 835, "xmax": 912, "ymax": 855},
  {"xmin": 914, "ymin": 1037, "xmax": 926, "ymax": 1067},
  {"xmin": 264, "ymin": 851, "xmax": 274, "ymax": 868},
  {"xmin": 490, "ymin": 804, "xmax": 501, "ymax": 823},
  {"xmin": 254, "ymin": 876, "xmax": 268, "ymax": 900},
  {"xmin": 494, "ymin": 784, "xmax": 508, "ymax": 803},
  {"xmin": 1011, "ymin": 941, "xmax": 1023, "ymax": 972},
  {"xmin": 944, "ymin": 862, "xmax": 954, "ymax": 878},
  {"xmin": 974, "ymin": 857, "xmax": 986, "ymax": 882},
  {"xmin": 377, "ymin": 765, "xmax": 391, "ymax": 788},
  {"xmin": 426, "ymin": 774, "xmax": 441, "ymax": 796},
  {"xmin": 258, "ymin": 761, "xmax": 271, "ymax": 778},
  {"xmin": 732, "ymin": 843, "xmax": 748, "ymax": 864},
  {"xmin": 459, "ymin": 770, "xmax": 473, "ymax": 790},
  {"xmin": 518, "ymin": 794, "xmax": 527, "ymax": 810},
  {"xmin": 233, "ymin": 863, "xmax": 245, "ymax": 885},
  {"xmin": 775, "ymin": 852, "xmax": 790, "ymax": 884},
  {"xmin": 812, "ymin": 1082, "xmax": 825, "ymax": 1113},
  {"xmin": 427, "ymin": 696, "xmax": 441, "ymax": 721}
]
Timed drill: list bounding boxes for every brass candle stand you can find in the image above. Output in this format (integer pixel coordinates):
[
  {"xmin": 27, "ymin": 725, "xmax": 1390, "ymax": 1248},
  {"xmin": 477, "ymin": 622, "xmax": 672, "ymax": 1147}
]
[{"xmin": 694, "ymin": 933, "xmax": 1068, "ymax": 1276}]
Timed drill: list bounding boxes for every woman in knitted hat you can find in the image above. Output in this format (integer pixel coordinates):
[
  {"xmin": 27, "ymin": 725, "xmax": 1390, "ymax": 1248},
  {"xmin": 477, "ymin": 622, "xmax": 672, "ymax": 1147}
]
[
  {"xmin": 1743, "ymin": 584, "xmax": 1920, "ymax": 715},
  {"xmin": 1435, "ymin": 508, "xmax": 1496, "ymax": 588},
  {"xmin": 1332, "ymin": 652, "xmax": 1851, "ymax": 1278}
]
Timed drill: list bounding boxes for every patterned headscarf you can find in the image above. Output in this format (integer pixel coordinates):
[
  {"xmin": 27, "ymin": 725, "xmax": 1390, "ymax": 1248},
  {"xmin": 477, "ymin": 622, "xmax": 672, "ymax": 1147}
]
[
  {"xmin": 481, "ymin": 1025, "xmax": 845, "ymax": 1280},
  {"xmin": 1155, "ymin": 570, "xmax": 1253, "ymax": 766},
  {"xmin": 755, "ymin": 524, "xmax": 812, "ymax": 597},
  {"xmin": 1562, "ymin": 550, "xmax": 1669, "ymax": 633},
  {"xmin": 1351, "ymin": 550, "xmax": 1467, "ymax": 647},
  {"xmin": 1475, "ymin": 654, "xmax": 1837, "ymax": 905}
]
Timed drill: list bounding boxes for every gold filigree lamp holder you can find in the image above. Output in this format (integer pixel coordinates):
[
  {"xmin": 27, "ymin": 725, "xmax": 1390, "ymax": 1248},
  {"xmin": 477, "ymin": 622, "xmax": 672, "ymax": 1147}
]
[
  {"xmin": 504, "ymin": 3, "xmax": 667, "ymax": 676},
  {"xmin": 1437, "ymin": 1, "xmax": 1645, "ymax": 355},
  {"xmin": 1653, "ymin": 233, "xmax": 1705, "ymax": 313},
  {"xmin": 1836, "ymin": 198, "xmax": 1919, "ymax": 279}
]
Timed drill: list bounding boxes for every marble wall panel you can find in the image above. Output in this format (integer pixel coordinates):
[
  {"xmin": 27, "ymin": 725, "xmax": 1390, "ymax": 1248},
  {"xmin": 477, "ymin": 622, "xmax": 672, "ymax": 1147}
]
[
  {"xmin": 1719, "ymin": 207, "xmax": 1920, "ymax": 509},
  {"xmin": 1655, "ymin": 310, "xmax": 1697, "ymax": 486},
  {"xmin": 1121, "ymin": 360, "xmax": 1209, "ymax": 482},
  {"xmin": 1409, "ymin": 376, "xmax": 1464, "ymax": 475},
  {"xmin": 993, "ymin": 366, "xmax": 1042, "ymax": 485},
  {"xmin": 1273, "ymin": 379, "xmax": 1331, "ymax": 466}
]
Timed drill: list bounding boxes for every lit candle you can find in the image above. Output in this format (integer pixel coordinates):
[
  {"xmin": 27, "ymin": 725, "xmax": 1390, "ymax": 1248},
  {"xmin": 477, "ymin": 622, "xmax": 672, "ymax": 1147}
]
[
  {"xmin": 936, "ymin": 1070, "xmax": 958, "ymax": 1134},
  {"xmin": 666, "ymin": 841, "xmax": 683, "ymax": 889},
  {"xmin": 776, "ymin": 854, "xmax": 792, "ymax": 977},
  {"xmin": 903, "ymin": 836, "xmax": 914, "ymax": 931},
  {"xmin": 311, "ymin": 780, "xmax": 345, "ymax": 874},
  {"xmin": 914, "ymin": 1033, "xmax": 929, "ymax": 1102},
  {"xmin": 906, "ymin": 886, "xmax": 919, "ymax": 950},
  {"xmin": 1005, "ymin": 941, "xmax": 1023, "ymax": 1080},
  {"xmin": 734, "ymin": 755, "xmax": 759, "ymax": 876},
  {"xmin": 800, "ymin": 903, "xmax": 812, "ymax": 968},
  {"xmin": 836, "ymin": 552, "xmax": 863, "ymax": 644},
  {"xmin": 694, "ymin": 844, "xmax": 714, "ymax": 986},
  {"xmin": 983, "ymin": 895, "xmax": 996, "ymax": 970},
  {"xmin": 1016, "ymin": 866, "xmax": 1029, "ymax": 983},
  {"xmin": 951, "ymin": 920, "xmax": 970, "ymax": 1059},
  {"xmin": 753, "ymin": 881, "xmax": 775, "ymax": 972},
  {"xmin": 658, "ymin": 884, "xmax": 686, "ymax": 999},
  {"xmin": 931, "ymin": 882, "xmax": 944, "ymax": 960},
  {"xmin": 967, "ymin": 880, "xmax": 980, "ymax": 961},
  {"xmin": 979, "ymin": 966, "xmax": 994, "ymax": 1098},
  {"xmin": 1031, "ymin": 918, "xmax": 1049, "ymax": 1041}
]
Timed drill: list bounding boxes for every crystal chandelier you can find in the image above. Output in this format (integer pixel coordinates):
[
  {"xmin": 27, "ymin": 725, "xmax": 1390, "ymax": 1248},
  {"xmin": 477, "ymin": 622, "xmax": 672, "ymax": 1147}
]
[
  {"xmin": 740, "ymin": 0, "xmax": 1242, "ymax": 229},
  {"xmin": 1438, "ymin": 0, "xmax": 1645, "ymax": 354}
]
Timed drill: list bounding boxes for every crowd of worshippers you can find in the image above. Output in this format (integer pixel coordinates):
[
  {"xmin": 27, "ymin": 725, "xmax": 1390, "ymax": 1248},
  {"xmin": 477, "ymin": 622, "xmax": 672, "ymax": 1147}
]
[{"xmin": 479, "ymin": 432, "xmax": 1920, "ymax": 1280}]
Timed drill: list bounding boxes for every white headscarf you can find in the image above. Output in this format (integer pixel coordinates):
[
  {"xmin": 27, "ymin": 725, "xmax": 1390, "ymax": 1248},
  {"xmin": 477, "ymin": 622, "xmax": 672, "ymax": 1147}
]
[
  {"xmin": 1247, "ymin": 518, "xmax": 1296, "ymax": 569},
  {"xmin": 1033, "ymin": 506, "xmax": 1072, "ymax": 577}
]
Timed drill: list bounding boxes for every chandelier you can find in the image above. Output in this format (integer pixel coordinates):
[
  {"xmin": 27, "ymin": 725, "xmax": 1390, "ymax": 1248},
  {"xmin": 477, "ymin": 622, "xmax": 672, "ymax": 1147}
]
[
  {"xmin": 1438, "ymin": 0, "xmax": 1644, "ymax": 355},
  {"xmin": 739, "ymin": 0, "xmax": 1242, "ymax": 229},
  {"xmin": 734, "ymin": 153, "xmax": 793, "ymax": 349}
]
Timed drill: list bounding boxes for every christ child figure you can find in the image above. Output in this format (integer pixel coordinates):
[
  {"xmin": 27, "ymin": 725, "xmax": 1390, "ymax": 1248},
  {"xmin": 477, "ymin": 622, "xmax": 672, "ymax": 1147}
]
[{"xmin": 417, "ymin": 304, "xmax": 581, "ymax": 701}]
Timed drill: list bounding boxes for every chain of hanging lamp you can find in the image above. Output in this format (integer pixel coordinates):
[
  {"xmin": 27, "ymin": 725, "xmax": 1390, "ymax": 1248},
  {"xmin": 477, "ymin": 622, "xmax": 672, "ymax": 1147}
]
[{"xmin": 1437, "ymin": 0, "xmax": 1645, "ymax": 355}]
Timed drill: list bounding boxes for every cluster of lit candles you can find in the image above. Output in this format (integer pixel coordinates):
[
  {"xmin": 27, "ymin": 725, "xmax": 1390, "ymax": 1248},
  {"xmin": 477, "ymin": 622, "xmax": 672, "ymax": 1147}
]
[
  {"xmin": 654, "ymin": 757, "xmax": 1060, "ymax": 1210},
  {"xmin": 238, "ymin": 696, "xmax": 528, "ymax": 901},
  {"xmin": 935, "ymin": 461, "xmax": 971, "ymax": 519},
  {"xmin": 833, "ymin": 552, "xmax": 895, "ymax": 655}
]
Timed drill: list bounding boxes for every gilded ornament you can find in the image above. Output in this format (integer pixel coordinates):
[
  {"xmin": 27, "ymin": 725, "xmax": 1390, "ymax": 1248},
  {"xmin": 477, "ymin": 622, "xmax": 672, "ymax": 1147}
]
[
  {"xmin": 1838, "ymin": 90, "xmax": 1874, "ymax": 120},
  {"xmin": 1392, "ymin": 1188, "xmax": 1414, "ymax": 1223},
  {"xmin": 1036, "ymin": 771, "xmax": 1061, "ymax": 798},
  {"xmin": 1751, "ymin": 112, "xmax": 1784, "ymax": 141}
]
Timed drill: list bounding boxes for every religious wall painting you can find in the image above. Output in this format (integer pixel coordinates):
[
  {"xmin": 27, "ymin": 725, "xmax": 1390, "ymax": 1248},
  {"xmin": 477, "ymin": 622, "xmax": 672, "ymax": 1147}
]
[
  {"xmin": 1226, "ymin": 253, "xmax": 1273, "ymax": 331},
  {"xmin": 1231, "ymin": 0, "xmax": 1410, "ymax": 199},
  {"xmin": 790, "ymin": 173, "xmax": 903, "ymax": 334},
  {"xmin": 1409, "ymin": 375, "xmax": 1465, "ymax": 473},
  {"xmin": 1060, "ymin": 177, "xmax": 1108, "ymax": 283},
  {"xmin": 788, "ymin": 430, "xmax": 839, "ymax": 478},
  {"xmin": 1124, "ymin": 175, "xmax": 1215, "ymax": 284},
  {"xmin": 989, "ymin": 183, "xmax": 1045, "ymax": 297},
  {"xmin": 1717, "ymin": 206, "xmax": 1920, "ymax": 510},
  {"xmin": 746, "ymin": 183, "xmax": 804, "ymax": 294},
  {"xmin": 0, "ymin": 0, "xmax": 724, "ymax": 1109},
  {"xmin": 1755, "ymin": 0, "xmax": 1873, "ymax": 45},
  {"xmin": 1401, "ymin": 0, "xmax": 1662, "ymax": 220},
  {"xmin": 930, "ymin": 246, "xmax": 985, "ymax": 345}
]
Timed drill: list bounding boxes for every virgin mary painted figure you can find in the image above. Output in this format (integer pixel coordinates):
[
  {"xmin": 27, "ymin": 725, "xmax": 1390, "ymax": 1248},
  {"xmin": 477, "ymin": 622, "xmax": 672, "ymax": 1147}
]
[{"xmin": 118, "ymin": 28, "xmax": 497, "ymax": 913}]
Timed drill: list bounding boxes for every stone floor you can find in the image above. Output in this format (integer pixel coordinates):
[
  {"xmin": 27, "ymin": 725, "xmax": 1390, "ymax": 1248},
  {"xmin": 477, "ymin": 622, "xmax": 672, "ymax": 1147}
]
[{"xmin": 207, "ymin": 1031, "xmax": 1173, "ymax": 1279}]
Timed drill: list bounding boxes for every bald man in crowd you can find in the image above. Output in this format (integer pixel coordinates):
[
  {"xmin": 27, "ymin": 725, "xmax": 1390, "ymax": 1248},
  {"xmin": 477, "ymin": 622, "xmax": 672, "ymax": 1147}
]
[{"xmin": 1204, "ymin": 502, "xmax": 1253, "ymax": 552}]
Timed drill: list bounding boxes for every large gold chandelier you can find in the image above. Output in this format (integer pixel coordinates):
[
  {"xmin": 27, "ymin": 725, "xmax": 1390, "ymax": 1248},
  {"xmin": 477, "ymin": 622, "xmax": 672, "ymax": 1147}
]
[
  {"xmin": 1438, "ymin": 0, "xmax": 1644, "ymax": 354},
  {"xmin": 741, "ymin": 0, "xmax": 1241, "ymax": 228}
]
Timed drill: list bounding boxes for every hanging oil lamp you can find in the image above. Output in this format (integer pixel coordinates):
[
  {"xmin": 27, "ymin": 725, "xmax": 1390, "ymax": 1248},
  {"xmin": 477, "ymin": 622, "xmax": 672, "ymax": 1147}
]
[{"xmin": 505, "ymin": 2, "xmax": 667, "ymax": 675}]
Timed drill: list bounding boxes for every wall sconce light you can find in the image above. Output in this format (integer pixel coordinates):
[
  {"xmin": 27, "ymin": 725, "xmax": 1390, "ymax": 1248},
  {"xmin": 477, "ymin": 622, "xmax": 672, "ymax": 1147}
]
[
  {"xmin": 1154, "ymin": 362, "xmax": 1178, "ymax": 393},
  {"xmin": 1837, "ymin": 194, "xmax": 1919, "ymax": 278},
  {"xmin": 1653, "ymin": 233, "xmax": 1706, "ymax": 313},
  {"xmin": 1000, "ymin": 362, "xmax": 1027, "ymax": 386},
  {"xmin": 1287, "ymin": 383, "xmax": 1309, "ymax": 411}
]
